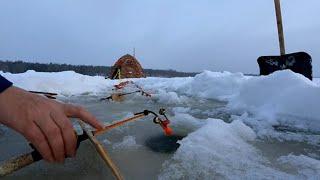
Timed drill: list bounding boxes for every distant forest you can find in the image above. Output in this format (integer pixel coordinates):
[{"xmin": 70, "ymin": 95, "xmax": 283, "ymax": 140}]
[{"xmin": 0, "ymin": 60, "xmax": 198, "ymax": 78}]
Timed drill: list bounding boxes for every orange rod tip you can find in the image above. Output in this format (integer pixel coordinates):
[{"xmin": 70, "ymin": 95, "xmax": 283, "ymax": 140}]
[{"xmin": 163, "ymin": 127, "xmax": 173, "ymax": 136}]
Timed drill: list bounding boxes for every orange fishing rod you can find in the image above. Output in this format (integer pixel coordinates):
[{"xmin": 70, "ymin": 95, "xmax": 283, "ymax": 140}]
[{"xmin": 93, "ymin": 109, "xmax": 172, "ymax": 136}]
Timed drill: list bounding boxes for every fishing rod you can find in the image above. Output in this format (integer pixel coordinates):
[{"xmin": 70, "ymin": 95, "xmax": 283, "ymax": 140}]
[
  {"xmin": 29, "ymin": 91, "xmax": 58, "ymax": 99},
  {"xmin": 78, "ymin": 121, "xmax": 123, "ymax": 180},
  {"xmin": 100, "ymin": 90, "xmax": 142, "ymax": 101},
  {"xmin": 100, "ymin": 89, "xmax": 152, "ymax": 102},
  {"xmin": 0, "ymin": 109, "xmax": 172, "ymax": 177},
  {"xmin": 113, "ymin": 81, "xmax": 152, "ymax": 96},
  {"xmin": 101, "ymin": 80, "xmax": 152, "ymax": 102}
]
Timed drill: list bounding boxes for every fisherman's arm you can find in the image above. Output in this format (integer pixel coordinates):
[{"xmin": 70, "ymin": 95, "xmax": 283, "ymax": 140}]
[{"xmin": 0, "ymin": 75, "xmax": 103, "ymax": 162}]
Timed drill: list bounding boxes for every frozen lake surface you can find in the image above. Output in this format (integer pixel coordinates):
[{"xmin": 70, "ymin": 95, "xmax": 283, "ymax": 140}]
[
  {"xmin": 1, "ymin": 95, "xmax": 319, "ymax": 180},
  {"xmin": 1, "ymin": 70, "xmax": 320, "ymax": 179}
]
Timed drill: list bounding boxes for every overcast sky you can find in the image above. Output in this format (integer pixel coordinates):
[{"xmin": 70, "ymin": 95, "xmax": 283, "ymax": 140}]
[{"xmin": 0, "ymin": 0, "xmax": 319, "ymax": 75}]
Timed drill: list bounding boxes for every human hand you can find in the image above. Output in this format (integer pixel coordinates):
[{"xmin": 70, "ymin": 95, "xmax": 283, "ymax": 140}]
[{"xmin": 0, "ymin": 86, "xmax": 103, "ymax": 163}]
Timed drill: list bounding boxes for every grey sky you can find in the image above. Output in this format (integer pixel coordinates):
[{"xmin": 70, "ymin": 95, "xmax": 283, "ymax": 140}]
[{"xmin": 0, "ymin": 0, "xmax": 319, "ymax": 75}]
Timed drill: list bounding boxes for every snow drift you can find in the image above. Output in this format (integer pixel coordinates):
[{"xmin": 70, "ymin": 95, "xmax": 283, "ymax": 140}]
[{"xmin": 0, "ymin": 70, "xmax": 112, "ymax": 96}]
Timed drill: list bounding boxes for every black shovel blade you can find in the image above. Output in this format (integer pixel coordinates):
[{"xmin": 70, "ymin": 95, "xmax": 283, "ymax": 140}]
[{"xmin": 257, "ymin": 52, "xmax": 312, "ymax": 80}]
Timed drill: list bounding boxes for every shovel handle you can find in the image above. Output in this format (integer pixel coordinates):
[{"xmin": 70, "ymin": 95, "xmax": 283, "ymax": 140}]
[
  {"xmin": 0, "ymin": 152, "xmax": 38, "ymax": 177},
  {"xmin": 274, "ymin": 0, "xmax": 286, "ymax": 55}
]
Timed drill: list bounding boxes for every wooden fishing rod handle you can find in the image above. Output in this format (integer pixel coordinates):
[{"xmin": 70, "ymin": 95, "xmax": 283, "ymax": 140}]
[
  {"xmin": 0, "ymin": 134, "xmax": 88, "ymax": 177},
  {"xmin": 0, "ymin": 152, "xmax": 38, "ymax": 177}
]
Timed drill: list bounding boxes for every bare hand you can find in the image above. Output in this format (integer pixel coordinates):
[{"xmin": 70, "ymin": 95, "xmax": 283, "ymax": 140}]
[{"xmin": 0, "ymin": 86, "xmax": 103, "ymax": 163}]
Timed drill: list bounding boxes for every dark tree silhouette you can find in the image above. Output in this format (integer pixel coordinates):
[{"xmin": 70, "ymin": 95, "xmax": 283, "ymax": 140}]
[{"xmin": 0, "ymin": 60, "xmax": 198, "ymax": 78}]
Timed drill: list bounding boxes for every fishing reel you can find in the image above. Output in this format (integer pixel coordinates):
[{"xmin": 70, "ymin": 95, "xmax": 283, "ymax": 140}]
[
  {"xmin": 134, "ymin": 108, "xmax": 173, "ymax": 136},
  {"xmin": 153, "ymin": 108, "xmax": 167, "ymax": 124},
  {"xmin": 153, "ymin": 109, "xmax": 173, "ymax": 136},
  {"xmin": 159, "ymin": 108, "xmax": 166, "ymax": 115}
]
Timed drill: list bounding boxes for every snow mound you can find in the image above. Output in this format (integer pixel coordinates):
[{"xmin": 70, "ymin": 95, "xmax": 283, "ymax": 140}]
[
  {"xmin": 227, "ymin": 70, "xmax": 320, "ymax": 139},
  {"xmin": 177, "ymin": 70, "xmax": 247, "ymax": 100},
  {"xmin": 159, "ymin": 119, "xmax": 294, "ymax": 179},
  {"xmin": 1, "ymin": 70, "xmax": 113, "ymax": 96},
  {"xmin": 170, "ymin": 112, "xmax": 206, "ymax": 135},
  {"xmin": 229, "ymin": 70, "xmax": 320, "ymax": 121}
]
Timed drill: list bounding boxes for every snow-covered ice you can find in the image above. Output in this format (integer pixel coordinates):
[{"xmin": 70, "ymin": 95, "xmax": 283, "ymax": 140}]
[
  {"xmin": 1, "ymin": 70, "xmax": 320, "ymax": 179},
  {"xmin": 159, "ymin": 119, "xmax": 293, "ymax": 180},
  {"xmin": 0, "ymin": 70, "xmax": 112, "ymax": 96}
]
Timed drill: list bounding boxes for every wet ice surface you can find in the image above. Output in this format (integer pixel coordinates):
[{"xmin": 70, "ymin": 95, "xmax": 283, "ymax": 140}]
[{"xmin": 1, "ymin": 93, "xmax": 319, "ymax": 180}]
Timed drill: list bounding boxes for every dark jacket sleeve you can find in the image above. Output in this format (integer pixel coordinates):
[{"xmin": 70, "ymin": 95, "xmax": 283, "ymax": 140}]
[{"xmin": 0, "ymin": 75, "xmax": 13, "ymax": 93}]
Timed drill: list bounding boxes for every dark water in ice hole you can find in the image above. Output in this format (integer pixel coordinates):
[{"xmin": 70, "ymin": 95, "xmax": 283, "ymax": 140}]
[{"xmin": 0, "ymin": 94, "xmax": 319, "ymax": 179}]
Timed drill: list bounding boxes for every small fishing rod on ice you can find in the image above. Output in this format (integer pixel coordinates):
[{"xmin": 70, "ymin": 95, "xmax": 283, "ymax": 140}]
[
  {"xmin": 100, "ymin": 81, "xmax": 152, "ymax": 102},
  {"xmin": 100, "ymin": 90, "xmax": 151, "ymax": 101}
]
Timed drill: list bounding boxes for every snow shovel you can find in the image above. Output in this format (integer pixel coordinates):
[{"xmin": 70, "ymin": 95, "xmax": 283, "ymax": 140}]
[{"xmin": 257, "ymin": 0, "xmax": 312, "ymax": 80}]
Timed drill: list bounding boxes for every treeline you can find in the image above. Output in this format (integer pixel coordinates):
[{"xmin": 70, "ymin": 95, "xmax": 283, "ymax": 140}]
[{"xmin": 0, "ymin": 60, "xmax": 198, "ymax": 78}]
